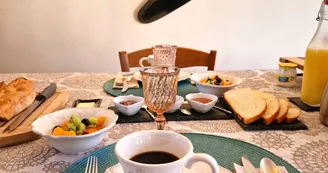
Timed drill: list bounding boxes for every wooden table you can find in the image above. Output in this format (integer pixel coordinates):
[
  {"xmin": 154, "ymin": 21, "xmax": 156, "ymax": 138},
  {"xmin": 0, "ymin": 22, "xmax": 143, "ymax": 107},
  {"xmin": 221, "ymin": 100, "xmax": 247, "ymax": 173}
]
[{"xmin": 0, "ymin": 71, "xmax": 327, "ymax": 173}]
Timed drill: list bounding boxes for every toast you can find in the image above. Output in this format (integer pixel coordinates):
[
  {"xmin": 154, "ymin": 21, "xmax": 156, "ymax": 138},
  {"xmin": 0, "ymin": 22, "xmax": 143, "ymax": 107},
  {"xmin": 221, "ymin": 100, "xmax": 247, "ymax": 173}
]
[
  {"xmin": 224, "ymin": 88, "xmax": 267, "ymax": 124},
  {"xmin": 275, "ymin": 99, "xmax": 290, "ymax": 123},
  {"xmin": 285, "ymin": 108, "xmax": 301, "ymax": 123},
  {"xmin": 0, "ymin": 78, "xmax": 35, "ymax": 121},
  {"xmin": 251, "ymin": 90, "xmax": 280, "ymax": 125}
]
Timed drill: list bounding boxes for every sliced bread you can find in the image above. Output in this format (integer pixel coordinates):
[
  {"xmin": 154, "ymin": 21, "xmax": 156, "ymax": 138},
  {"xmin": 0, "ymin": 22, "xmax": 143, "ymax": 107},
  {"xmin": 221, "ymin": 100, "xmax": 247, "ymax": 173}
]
[
  {"xmin": 251, "ymin": 90, "xmax": 280, "ymax": 125},
  {"xmin": 285, "ymin": 108, "xmax": 301, "ymax": 123},
  {"xmin": 275, "ymin": 99, "xmax": 290, "ymax": 123},
  {"xmin": 224, "ymin": 88, "xmax": 267, "ymax": 124}
]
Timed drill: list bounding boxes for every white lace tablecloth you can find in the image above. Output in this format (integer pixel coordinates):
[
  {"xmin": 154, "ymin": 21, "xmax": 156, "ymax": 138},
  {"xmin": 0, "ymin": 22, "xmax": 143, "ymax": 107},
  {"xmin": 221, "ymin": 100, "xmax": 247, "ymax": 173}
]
[{"xmin": 0, "ymin": 70, "xmax": 327, "ymax": 173}]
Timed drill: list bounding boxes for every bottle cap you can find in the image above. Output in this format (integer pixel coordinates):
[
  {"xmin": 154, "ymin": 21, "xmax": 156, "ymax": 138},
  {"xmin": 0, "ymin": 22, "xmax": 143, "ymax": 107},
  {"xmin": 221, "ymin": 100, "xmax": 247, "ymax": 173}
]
[{"xmin": 279, "ymin": 63, "xmax": 297, "ymax": 68}]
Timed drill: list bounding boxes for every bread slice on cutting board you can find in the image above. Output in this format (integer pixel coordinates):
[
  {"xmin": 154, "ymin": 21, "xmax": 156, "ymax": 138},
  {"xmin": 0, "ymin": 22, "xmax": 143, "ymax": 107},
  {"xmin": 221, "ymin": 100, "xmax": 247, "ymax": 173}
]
[
  {"xmin": 285, "ymin": 108, "xmax": 301, "ymax": 123},
  {"xmin": 0, "ymin": 78, "xmax": 35, "ymax": 121},
  {"xmin": 275, "ymin": 99, "xmax": 290, "ymax": 123},
  {"xmin": 224, "ymin": 88, "xmax": 267, "ymax": 124},
  {"xmin": 251, "ymin": 90, "xmax": 280, "ymax": 125}
]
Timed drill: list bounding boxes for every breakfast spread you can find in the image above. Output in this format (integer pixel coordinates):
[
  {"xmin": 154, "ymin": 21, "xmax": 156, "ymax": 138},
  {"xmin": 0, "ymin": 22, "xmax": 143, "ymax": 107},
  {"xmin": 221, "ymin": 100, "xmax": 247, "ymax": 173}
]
[
  {"xmin": 277, "ymin": 63, "xmax": 297, "ymax": 87},
  {"xmin": 77, "ymin": 102, "xmax": 95, "ymax": 108},
  {"xmin": 224, "ymin": 88, "xmax": 300, "ymax": 125},
  {"xmin": 0, "ymin": 77, "xmax": 35, "ymax": 121},
  {"xmin": 200, "ymin": 75, "xmax": 231, "ymax": 86},
  {"xmin": 191, "ymin": 97, "xmax": 212, "ymax": 104},
  {"xmin": 52, "ymin": 114, "xmax": 106, "ymax": 136},
  {"xmin": 120, "ymin": 100, "xmax": 137, "ymax": 106}
]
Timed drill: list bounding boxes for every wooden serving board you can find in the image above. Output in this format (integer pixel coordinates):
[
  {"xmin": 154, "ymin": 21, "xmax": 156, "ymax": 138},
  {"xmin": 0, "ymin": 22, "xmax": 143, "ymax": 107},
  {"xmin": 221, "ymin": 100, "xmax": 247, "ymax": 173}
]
[
  {"xmin": 0, "ymin": 91, "xmax": 69, "ymax": 147},
  {"xmin": 279, "ymin": 57, "xmax": 305, "ymax": 70}
]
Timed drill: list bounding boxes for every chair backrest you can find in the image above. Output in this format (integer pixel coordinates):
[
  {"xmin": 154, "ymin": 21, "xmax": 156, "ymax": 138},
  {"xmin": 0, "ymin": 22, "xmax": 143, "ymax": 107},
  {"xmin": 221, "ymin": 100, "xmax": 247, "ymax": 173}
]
[{"xmin": 119, "ymin": 47, "xmax": 217, "ymax": 72}]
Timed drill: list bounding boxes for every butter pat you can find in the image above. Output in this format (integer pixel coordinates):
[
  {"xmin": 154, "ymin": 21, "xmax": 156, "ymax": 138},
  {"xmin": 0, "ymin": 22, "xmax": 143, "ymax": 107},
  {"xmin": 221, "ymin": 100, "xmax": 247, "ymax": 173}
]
[{"xmin": 77, "ymin": 102, "xmax": 95, "ymax": 108}]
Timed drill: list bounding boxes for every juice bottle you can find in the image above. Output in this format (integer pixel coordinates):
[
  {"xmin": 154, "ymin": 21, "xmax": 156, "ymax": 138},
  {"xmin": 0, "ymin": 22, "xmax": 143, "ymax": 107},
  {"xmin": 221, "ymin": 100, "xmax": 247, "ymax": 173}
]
[{"xmin": 301, "ymin": 1, "xmax": 328, "ymax": 106}]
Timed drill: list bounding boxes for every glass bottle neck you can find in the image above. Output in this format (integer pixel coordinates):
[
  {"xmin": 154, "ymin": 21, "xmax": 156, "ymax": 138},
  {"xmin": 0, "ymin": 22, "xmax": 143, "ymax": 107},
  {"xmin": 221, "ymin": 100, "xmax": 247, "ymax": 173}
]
[
  {"xmin": 308, "ymin": 4, "xmax": 328, "ymax": 49},
  {"xmin": 318, "ymin": 4, "xmax": 328, "ymax": 21}
]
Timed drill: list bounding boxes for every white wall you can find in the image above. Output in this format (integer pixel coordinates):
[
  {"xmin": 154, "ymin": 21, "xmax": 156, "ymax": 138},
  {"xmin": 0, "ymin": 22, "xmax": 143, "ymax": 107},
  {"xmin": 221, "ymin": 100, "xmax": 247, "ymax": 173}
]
[{"xmin": 0, "ymin": 0, "xmax": 322, "ymax": 73}]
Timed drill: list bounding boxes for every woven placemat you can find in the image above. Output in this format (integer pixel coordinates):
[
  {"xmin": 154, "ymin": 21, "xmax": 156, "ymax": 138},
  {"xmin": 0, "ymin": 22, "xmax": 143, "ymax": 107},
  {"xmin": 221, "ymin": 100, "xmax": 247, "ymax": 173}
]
[
  {"xmin": 103, "ymin": 79, "xmax": 199, "ymax": 98},
  {"xmin": 63, "ymin": 133, "xmax": 300, "ymax": 173},
  {"xmin": 110, "ymin": 99, "xmax": 233, "ymax": 124}
]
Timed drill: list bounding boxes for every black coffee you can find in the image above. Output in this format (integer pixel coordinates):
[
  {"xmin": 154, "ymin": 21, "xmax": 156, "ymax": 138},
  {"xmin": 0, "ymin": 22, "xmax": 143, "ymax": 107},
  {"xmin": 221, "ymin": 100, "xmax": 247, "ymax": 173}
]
[{"xmin": 130, "ymin": 151, "xmax": 179, "ymax": 164}]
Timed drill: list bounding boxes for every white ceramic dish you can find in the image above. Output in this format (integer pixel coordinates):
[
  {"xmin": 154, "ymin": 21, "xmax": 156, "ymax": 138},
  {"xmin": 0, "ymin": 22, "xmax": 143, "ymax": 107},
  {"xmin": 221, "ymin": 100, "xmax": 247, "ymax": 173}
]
[
  {"xmin": 190, "ymin": 72, "xmax": 242, "ymax": 97},
  {"xmin": 113, "ymin": 95, "xmax": 144, "ymax": 116},
  {"xmin": 133, "ymin": 71, "xmax": 190, "ymax": 82},
  {"xmin": 186, "ymin": 93, "xmax": 218, "ymax": 113},
  {"xmin": 32, "ymin": 108, "xmax": 118, "ymax": 154},
  {"xmin": 166, "ymin": 95, "xmax": 184, "ymax": 113}
]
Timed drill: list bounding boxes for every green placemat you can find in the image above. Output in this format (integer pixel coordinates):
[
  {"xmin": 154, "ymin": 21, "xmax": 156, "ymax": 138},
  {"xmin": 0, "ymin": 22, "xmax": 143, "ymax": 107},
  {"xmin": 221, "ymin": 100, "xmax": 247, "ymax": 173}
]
[
  {"xmin": 103, "ymin": 79, "xmax": 199, "ymax": 98},
  {"xmin": 63, "ymin": 133, "xmax": 300, "ymax": 173}
]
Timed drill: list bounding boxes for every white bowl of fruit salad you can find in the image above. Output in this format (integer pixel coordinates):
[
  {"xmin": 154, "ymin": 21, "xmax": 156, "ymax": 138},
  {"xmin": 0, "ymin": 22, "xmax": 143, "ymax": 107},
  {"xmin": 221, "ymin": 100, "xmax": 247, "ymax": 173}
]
[
  {"xmin": 32, "ymin": 108, "xmax": 118, "ymax": 154},
  {"xmin": 190, "ymin": 72, "xmax": 242, "ymax": 97}
]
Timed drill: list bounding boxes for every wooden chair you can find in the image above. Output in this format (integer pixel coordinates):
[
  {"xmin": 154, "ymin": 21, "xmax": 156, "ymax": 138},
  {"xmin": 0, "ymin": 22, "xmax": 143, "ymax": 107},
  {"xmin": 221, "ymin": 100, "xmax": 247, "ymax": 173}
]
[{"xmin": 119, "ymin": 47, "xmax": 217, "ymax": 72}]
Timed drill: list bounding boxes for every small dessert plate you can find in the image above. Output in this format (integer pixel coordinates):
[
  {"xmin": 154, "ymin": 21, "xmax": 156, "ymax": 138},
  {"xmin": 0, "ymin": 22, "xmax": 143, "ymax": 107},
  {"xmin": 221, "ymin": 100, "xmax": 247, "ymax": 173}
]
[{"xmin": 113, "ymin": 95, "xmax": 144, "ymax": 116}]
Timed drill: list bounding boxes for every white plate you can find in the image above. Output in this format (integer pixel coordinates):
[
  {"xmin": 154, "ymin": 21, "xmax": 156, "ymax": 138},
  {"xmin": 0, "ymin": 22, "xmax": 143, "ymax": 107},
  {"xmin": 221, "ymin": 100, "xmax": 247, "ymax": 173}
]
[{"xmin": 133, "ymin": 71, "xmax": 191, "ymax": 82}]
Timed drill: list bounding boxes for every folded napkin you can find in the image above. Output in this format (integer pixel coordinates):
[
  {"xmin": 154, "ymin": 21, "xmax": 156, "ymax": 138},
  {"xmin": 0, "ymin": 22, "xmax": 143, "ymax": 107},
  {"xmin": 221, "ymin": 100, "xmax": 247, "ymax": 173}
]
[
  {"xmin": 112, "ymin": 76, "xmax": 139, "ymax": 89},
  {"xmin": 233, "ymin": 163, "xmax": 288, "ymax": 173}
]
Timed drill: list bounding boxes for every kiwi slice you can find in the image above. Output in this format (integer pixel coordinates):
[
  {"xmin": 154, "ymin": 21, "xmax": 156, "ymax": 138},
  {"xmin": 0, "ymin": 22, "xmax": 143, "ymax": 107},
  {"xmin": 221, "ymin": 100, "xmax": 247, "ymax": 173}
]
[
  {"xmin": 76, "ymin": 123, "xmax": 86, "ymax": 135},
  {"xmin": 67, "ymin": 123, "xmax": 77, "ymax": 131},
  {"xmin": 71, "ymin": 114, "xmax": 82, "ymax": 127}
]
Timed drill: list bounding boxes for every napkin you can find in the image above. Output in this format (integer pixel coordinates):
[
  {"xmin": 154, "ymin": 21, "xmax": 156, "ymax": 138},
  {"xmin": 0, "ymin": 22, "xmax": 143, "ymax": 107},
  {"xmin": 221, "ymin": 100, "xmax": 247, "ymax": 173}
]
[
  {"xmin": 112, "ymin": 76, "xmax": 139, "ymax": 89},
  {"xmin": 233, "ymin": 163, "xmax": 288, "ymax": 173}
]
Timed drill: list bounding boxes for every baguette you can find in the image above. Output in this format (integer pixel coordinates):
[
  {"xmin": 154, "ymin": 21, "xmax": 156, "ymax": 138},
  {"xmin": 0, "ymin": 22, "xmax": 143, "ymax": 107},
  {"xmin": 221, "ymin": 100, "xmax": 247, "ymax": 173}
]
[
  {"xmin": 0, "ymin": 78, "xmax": 35, "ymax": 121},
  {"xmin": 224, "ymin": 88, "xmax": 266, "ymax": 124},
  {"xmin": 275, "ymin": 99, "xmax": 290, "ymax": 123},
  {"xmin": 285, "ymin": 108, "xmax": 301, "ymax": 123},
  {"xmin": 251, "ymin": 90, "xmax": 280, "ymax": 125}
]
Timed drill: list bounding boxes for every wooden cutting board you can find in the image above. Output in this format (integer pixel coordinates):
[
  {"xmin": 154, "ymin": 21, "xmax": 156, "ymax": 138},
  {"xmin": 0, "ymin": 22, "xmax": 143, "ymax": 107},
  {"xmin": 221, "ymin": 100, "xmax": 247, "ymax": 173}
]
[
  {"xmin": 0, "ymin": 91, "xmax": 69, "ymax": 147},
  {"xmin": 279, "ymin": 57, "xmax": 305, "ymax": 70}
]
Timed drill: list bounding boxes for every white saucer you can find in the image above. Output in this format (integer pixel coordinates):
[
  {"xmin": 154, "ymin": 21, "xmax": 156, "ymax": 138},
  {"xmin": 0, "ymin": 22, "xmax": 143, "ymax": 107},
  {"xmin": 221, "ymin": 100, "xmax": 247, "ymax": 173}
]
[
  {"xmin": 133, "ymin": 71, "xmax": 191, "ymax": 82},
  {"xmin": 105, "ymin": 162, "xmax": 232, "ymax": 173}
]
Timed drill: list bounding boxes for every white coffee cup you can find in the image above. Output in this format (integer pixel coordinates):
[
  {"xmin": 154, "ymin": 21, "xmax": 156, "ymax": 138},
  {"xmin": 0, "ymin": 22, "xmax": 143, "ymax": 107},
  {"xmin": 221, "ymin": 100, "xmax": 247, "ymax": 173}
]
[
  {"xmin": 139, "ymin": 55, "xmax": 154, "ymax": 67},
  {"xmin": 114, "ymin": 130, "xmax": 219, "ymax": 173}
]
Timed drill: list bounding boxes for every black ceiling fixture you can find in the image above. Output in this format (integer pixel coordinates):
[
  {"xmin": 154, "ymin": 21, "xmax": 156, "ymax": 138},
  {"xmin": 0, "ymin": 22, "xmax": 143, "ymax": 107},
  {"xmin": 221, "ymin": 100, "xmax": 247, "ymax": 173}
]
[{"xmin": 138, "ymin": 0, "xmax": 191, "ymax": 24}]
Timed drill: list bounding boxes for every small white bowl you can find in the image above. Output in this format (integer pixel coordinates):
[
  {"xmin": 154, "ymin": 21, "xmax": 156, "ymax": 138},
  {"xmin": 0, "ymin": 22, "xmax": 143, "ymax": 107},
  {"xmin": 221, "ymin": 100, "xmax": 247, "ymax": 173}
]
[
  {"xmin": 190, "ymin": 72, "xmax": 242, "ymax": 97},
  {"xmin": 113, "ymin": 95, "xmax": 144, "ymax": 116},
  {"xmin": 166, "ymin": 95, "xmax": 184, "ymax": 113},
  {"xmin": 32, "ymin": 108, "xmax": 118, "ymax": 154},
  {"xmin": 186, "ymin": 93, "xmax": 218, "ymax": 113}
]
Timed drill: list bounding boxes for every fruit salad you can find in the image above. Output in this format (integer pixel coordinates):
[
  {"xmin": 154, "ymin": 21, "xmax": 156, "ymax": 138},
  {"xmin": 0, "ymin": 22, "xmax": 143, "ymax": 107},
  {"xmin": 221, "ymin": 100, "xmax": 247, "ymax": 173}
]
[
  {"xmin": 200, "ymin": 75, "xmax": 231, "ymax": 86},
  {"xmin": 52, "ymin": 114, "xmax": 107, "ymax": 136}
]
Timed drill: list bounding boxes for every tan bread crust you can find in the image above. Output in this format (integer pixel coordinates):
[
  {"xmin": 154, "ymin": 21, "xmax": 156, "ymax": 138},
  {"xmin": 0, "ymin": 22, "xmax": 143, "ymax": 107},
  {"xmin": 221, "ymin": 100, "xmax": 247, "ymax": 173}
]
[
  {"xmin": 0, "ymin": 78, "xmax": 35, "ymax": 121},
  {"xmin": 224, "ymin": 96, "xmax": 266, "ymax": 124},
  {"xmin": 263, "ymin": 98, "xmax": 280, "ymax": 125},
  {"xmin": 251, "ymin": 90, "xmax": 280, "ymax": 125},
  {"xmin": 275, "ymin": 99, "xmax": 290, "ymax": 123},
  {"xmin": 285, "ymin": 108, "xmax": 301, "ymax": 123},
  {"xmin": 224, "ymin": 89, "xmax": 267, "ymax": 125}
]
